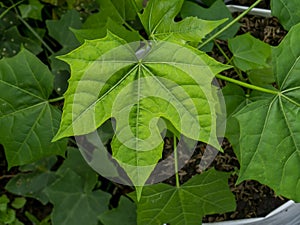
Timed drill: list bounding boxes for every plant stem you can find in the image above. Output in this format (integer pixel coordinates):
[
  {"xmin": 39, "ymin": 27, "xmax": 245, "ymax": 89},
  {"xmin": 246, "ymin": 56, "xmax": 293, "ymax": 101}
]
[
  {"xmin": 199, "ymin": 0, "xmax": 262, "ymax": 49},
  {"xmin": 0, "ymin": 0, "xmax": 24, "ymax": 19},
  {"xmin": 17, "ymin": 15, "xmax": 55, "ymax": 54},
  {"xmin": 216, "ymin": 74, "xmax": 279, "ymax": 95},
  {"xmin": 214, "ymin": 40, "xmax": 245, "ymax": 81},
  {"xmin": 48, "ymin": 96, "xmax": 64, "ymax": 103},
  {"xmin": 173, "ymin": 135, "xmax": 180, "ymax": 188}
]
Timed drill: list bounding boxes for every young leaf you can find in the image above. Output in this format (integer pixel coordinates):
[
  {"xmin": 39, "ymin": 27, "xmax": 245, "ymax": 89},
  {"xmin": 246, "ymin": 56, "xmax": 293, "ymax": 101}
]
[
  {"xmin": 131, "ymin": 169, "xmax": 235, "ymax": 225},
  {"xmin": 271, "ymin": 0, "xmax": 300, "ymax": 30},
  {"xmin": 228, "ymin": 33, "xmax": 272, "ymax": 71},
  {"xmin": 53, "ymin": 33, "xmax": 229, "ymax": 194},
  {"xmin": 181, "ymin": 0, "xmax": 239, "ymax": 40},
  {"xmin": 5, "ymin": 157, "xmax": 57, "ymax": 204},
  {"xmin": 99, "ymin": 196, "xmax": 137, "ymax": 225},
  {"xmin": 234, "ymin": 24, "xmax": 300, "ymax": 201},
  {"xmin": 138, "ymin": 0, "xmax": 226, "ymax": 41},
  {"xmin": 45, "ymin": 148, "xmax": 110, "ymax": 225},
  {"xmin": 0, "ymin": 50, "xmax": 67, "ymax": 167}
]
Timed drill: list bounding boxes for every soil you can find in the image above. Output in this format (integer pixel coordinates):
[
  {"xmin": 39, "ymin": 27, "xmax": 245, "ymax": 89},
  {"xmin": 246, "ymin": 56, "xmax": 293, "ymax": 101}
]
[{"xmin": 0, "ymin": 1, "xmax": 289, "ymax": 224}]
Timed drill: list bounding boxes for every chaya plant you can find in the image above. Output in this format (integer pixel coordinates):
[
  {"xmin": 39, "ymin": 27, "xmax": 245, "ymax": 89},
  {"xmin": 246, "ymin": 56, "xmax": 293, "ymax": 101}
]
[{"xmin": 0, "ymin": 0, "xmax": 299, "ymax": 224}]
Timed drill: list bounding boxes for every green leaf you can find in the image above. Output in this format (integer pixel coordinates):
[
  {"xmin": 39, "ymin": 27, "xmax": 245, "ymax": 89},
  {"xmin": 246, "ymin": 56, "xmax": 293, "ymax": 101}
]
[
  {"xmin": 228, "ymin": 33, "xmax": 272, "ymax": 71},
  {"xmin": 53, "ymin": 33, "xmax": 229, "ymax": 192},
  {"xmin": 95, "ymin": 0, "xmax": 138, "ymax": 23},
  {"xmin": 46, "ymin": 10, "xmax": 82, "ymax": 72},
  {"xmin": 139, "ymin": 0, "xmax": 226, "ymax": 41},
  {"xmin": 0, "ymin": 50, "xmax": 67, "ymax": 167},
  {"xmin": 271, "ymin": 0, "xmax": 300, "ymax": 30},
  {"xmin": 234, "ymin": 23, "xmax": 300, "ymax": 201},
  {"xmin": 131, "ymin": 169, "xmax": 235, "ymax": 225},
  {"xmin": 46, "ymin": 10, "xmax": 82, "ymax": 47},
  {"xmin": 5, "ymin": 157, "xmax": 57, "ymax": 204},
  {"xmin": 11, "ymin": 198, "xmax": 26, "ymax": 209},
  {"xmin": 45, "ymin": 150, "xmax": 111, "ymax": 225},
  {"xmin": 72, "ymin": 17, "xmax": 140, "ymax": 43},
  {"xmin": 181, "ymin": 0, "xmax": 239, "ymax": 40},
  {"xmin": 99, "ymin": 197, "xmax": 137, "ymax": 225},
  {"xmin": 0, "ymin": 195, "xmax": 9, "ymax": 212},
  {"xmin": 18, "ymin": 0, "xmax": 44, "ymax": 20}
]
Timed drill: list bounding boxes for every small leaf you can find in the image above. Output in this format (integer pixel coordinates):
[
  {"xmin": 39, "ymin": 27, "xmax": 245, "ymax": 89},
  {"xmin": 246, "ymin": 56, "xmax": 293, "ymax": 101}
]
[
  {"xmin": 131, "ymin": 169, "xmax": 235, "ymax": 225},
  {"xmin": 5, "ymin": 157, "xmax": 57, "ymax": 204},
  {"xmin": 99, "ymin": 196, "xmax": 137, "ymax": 225},
  {"xmin": 11, "ymin": 198, "xmax": 26, "ymax": 209},
  {"xmin": 0, "ymin": 50, "xmax": 67, "ymax": 167},
  {"xmin": 18, "ymin": 0, "xmax": 44, "ymax": 20},
  {"xmin": 271, "ymin": 0, "xmax": 300, "ymax": 30},
  {"xmin": 181, "ymin": 0, "xmax": 239, "ymax": 40},
  {"xmin": 0, "ymin": 195, "xmax": 9, "ymax": 212},
  {"xmin": 234, "ymin": 23, "xmax": 300, "ymax": 201},
  {"xmin": 228, "ymin": 33, "xmax": 272, "ymax": 71},
  {"xmin": 139, "ymin": 0, "xmax": 226, "ymax": 41}
]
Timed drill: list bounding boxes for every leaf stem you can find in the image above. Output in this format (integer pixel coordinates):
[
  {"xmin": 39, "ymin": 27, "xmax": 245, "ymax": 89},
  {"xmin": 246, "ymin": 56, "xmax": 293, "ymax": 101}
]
[
  {"xmin": 214, "ymin": 40, "xmax": 245, "ymax": 81},
  {"xmin": 216, "ymin": 74, "xmax": 279, "ymax": 95},
  {"xmin": 198, "ymin": 0, "xmax": 262, "ymax": 49},
  {"xmin": 48, "ymin": 96, "xmax": 64, "ymax": 103},
  {"xmin": 0, "ymin": 0, "xmax": 24, "ymax": 19},
  {"xmin": 173, "ymin": 136, "xmax": 180, "ymax": 188},
  {"xmin": 17, "ymin": 15, "xmax": 55, "ymax": 54}
]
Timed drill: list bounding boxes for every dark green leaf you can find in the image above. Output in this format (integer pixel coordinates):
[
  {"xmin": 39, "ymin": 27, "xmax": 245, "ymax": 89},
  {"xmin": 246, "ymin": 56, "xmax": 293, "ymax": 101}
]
[
  {"xmin": 0, "ymin": 50, "xmax": 67, "ymax": 167},
  {"xmin": 131, "ymin": 169, "xmax": 235, "ymax": 225},
  {"xmin": 234, "ymin": 24, "xmax": 300, "ymax": 201},
  {"xmin": 5, "ymin": 157, "xmax": 57, "ymax": 204},
  {"xmin": 99, "ymin": 197, "xmax": 137, "ymax": 225},
  {"xmin": 18, "ymin": 0, "xmax": 44, "ymax": 20}
]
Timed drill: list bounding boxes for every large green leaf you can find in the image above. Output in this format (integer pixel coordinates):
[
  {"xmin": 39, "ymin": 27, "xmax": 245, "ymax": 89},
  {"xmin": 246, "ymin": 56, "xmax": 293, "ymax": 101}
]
[
  {"xmin": 0, "ymin": 50, "xmax": 67, "ymax": 167},
  {"xmin": 138, "ymin": 0, "xmax": 226, "ymax": 41},
  {"xmin": 271, "ymin": 0, "xmax": 300, "ymax": 30},
  {"xmin": 45, "ymin": 148, "xmax": 110, "ymax": 225},
  {"xmin": 131, "ymin": 169, "xmax": 235, "ymax": 225},
  {"xmin": 53, "ymin": 33, "xmax": 229, "ymax": 195},
  {"xmin": 234, "ymin": 23, "xmax": 300, "ymax": 201},
  {"xmin": 181, "ymin": 0, "xmax": 239, "ymax": 40}
]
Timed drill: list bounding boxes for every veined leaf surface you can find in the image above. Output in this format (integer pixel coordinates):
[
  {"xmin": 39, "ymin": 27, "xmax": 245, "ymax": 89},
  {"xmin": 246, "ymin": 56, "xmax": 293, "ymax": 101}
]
[
  {"xmin": 131, "ymin": 169, "xmax": 235, "ymax": 225},
  {"xmin": 235, "ymin": 24, "xmax": 300, "ymax": 201},
  {"xmin": 139, "ymin": 0, "xmax": 226, "ymax": 42},
  {"xmin": 53, "ymin": 33, "xmax": 229, "ymax": 193},
  {"xmin": 0, "ymin": 50, "xmax": 67, "ymax": 167}
]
